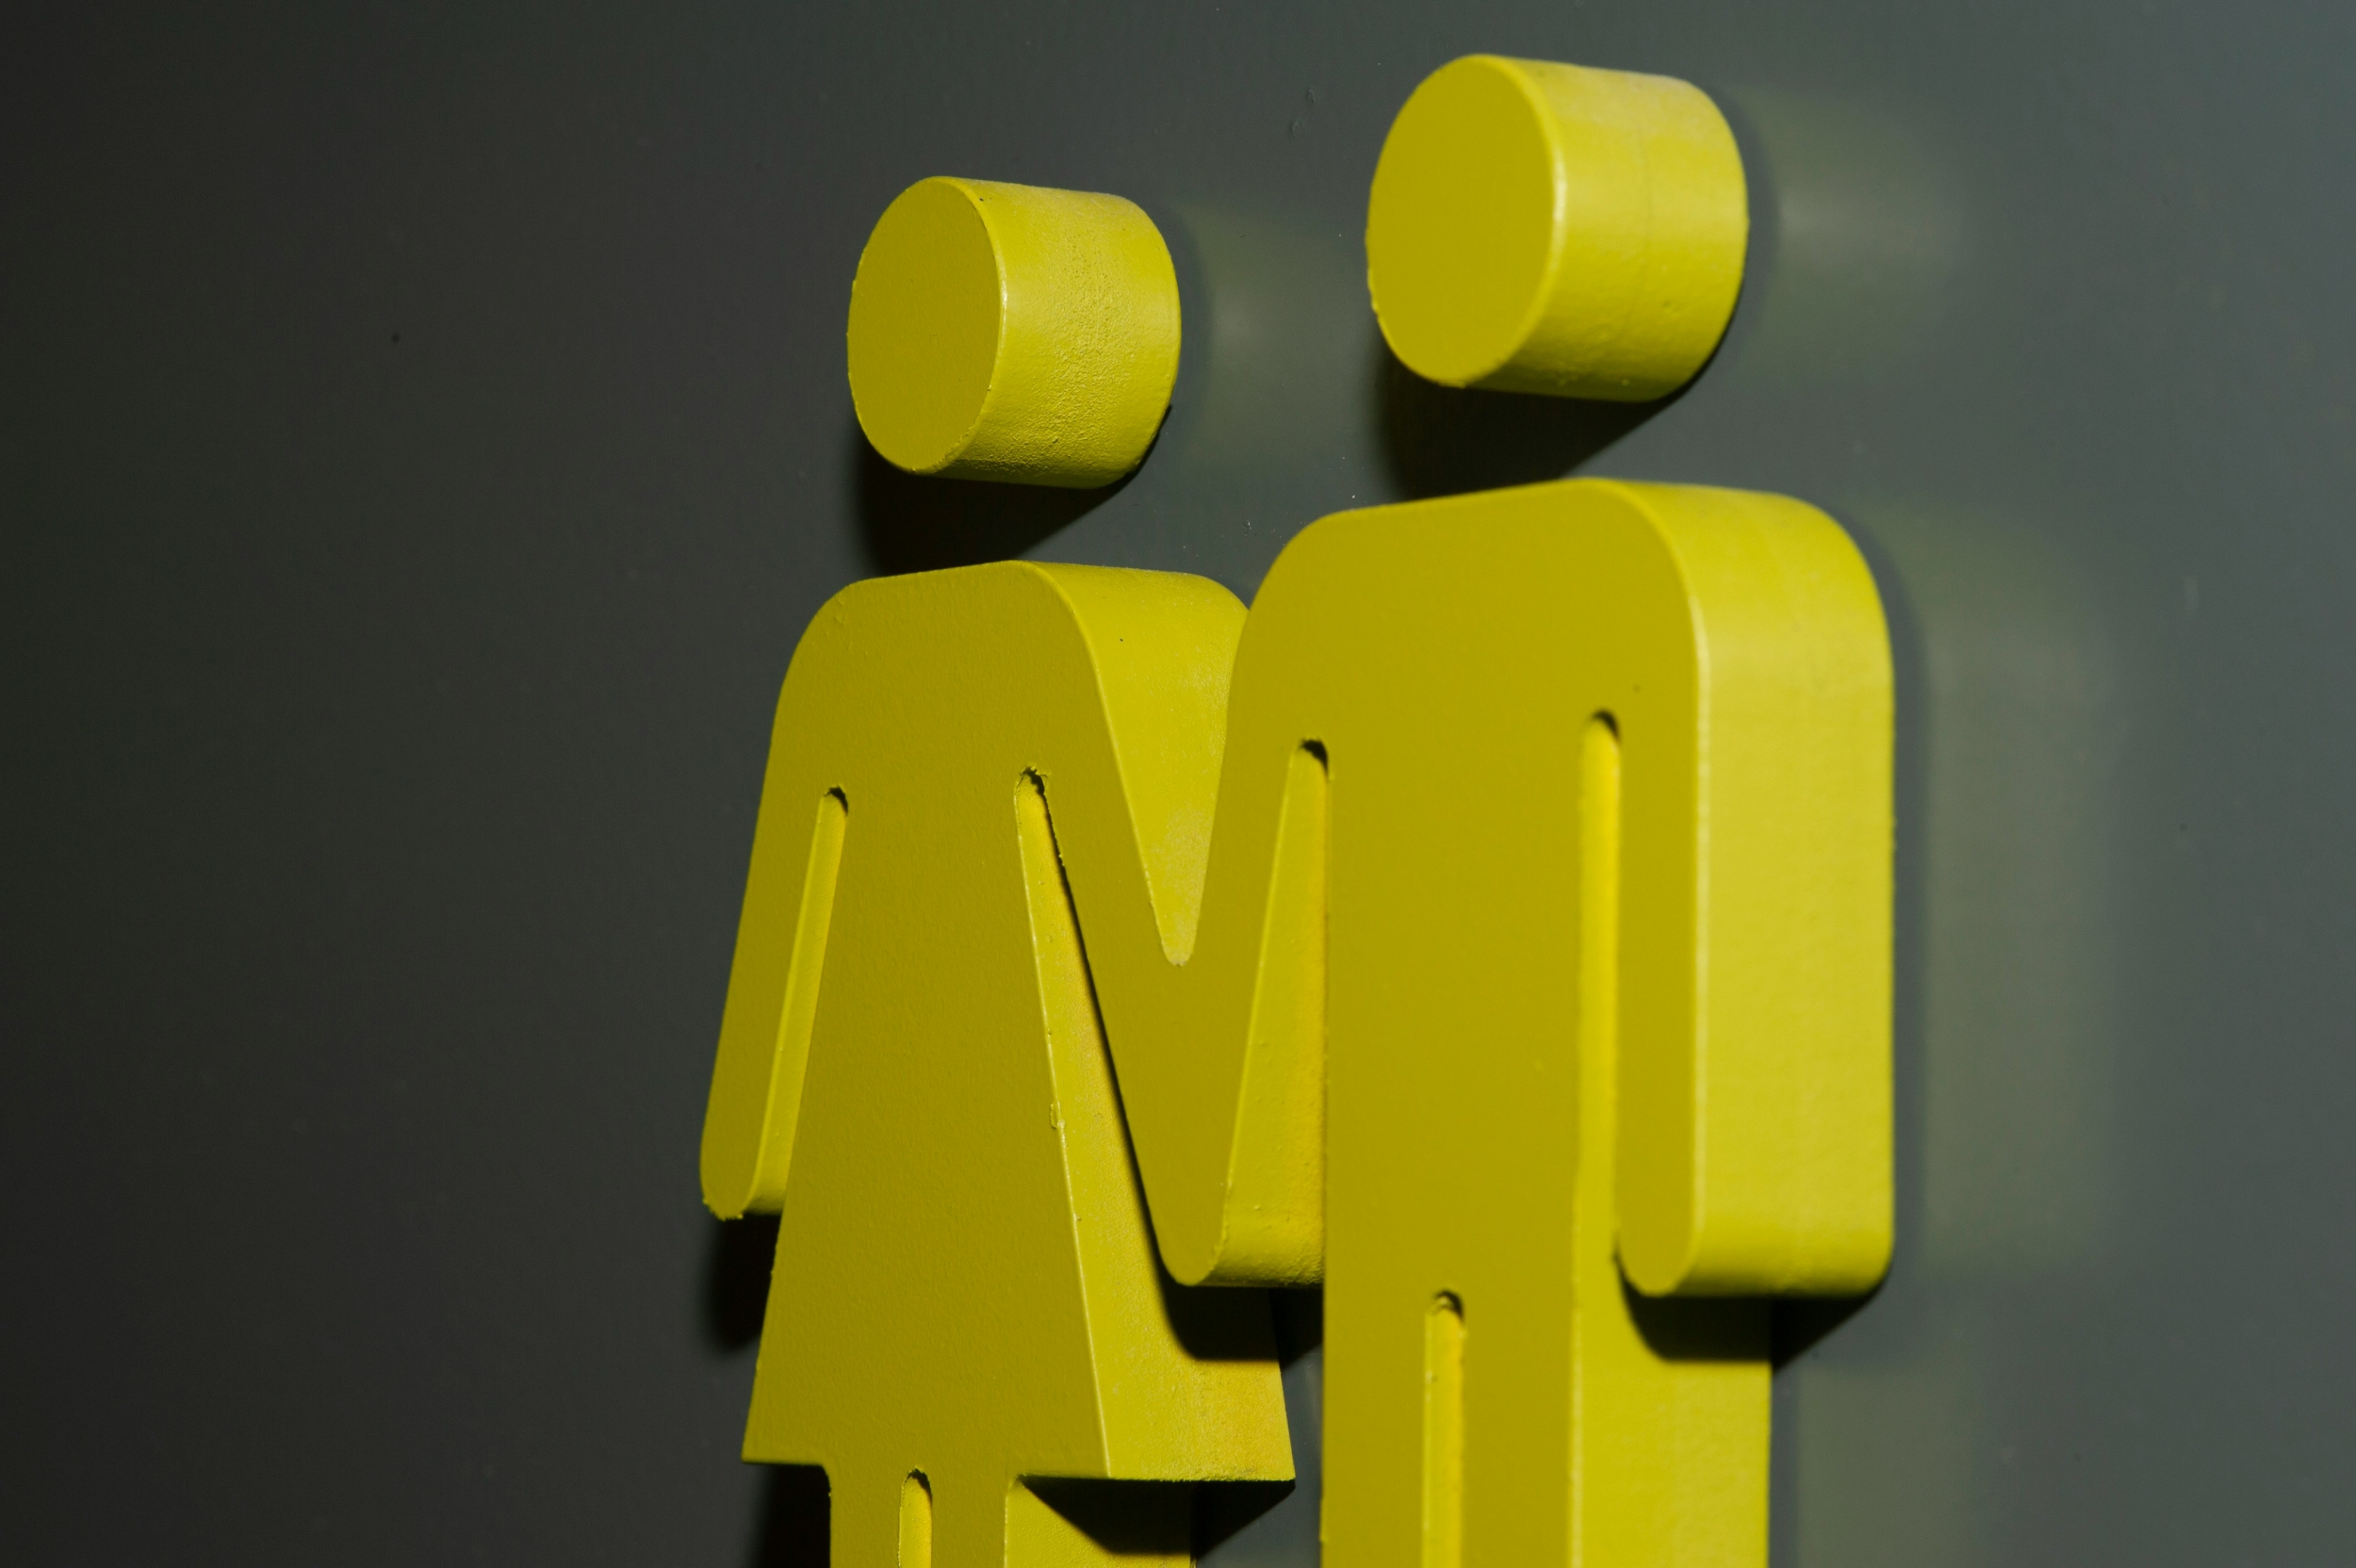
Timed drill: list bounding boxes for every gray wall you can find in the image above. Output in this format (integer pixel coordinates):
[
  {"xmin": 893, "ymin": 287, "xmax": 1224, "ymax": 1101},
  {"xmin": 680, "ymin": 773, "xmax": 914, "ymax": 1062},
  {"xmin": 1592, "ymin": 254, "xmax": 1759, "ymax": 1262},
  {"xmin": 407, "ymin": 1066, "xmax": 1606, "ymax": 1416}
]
[{"xmin": 8, "ymin": 3, "xmax": 2352, "ymax": 1562}]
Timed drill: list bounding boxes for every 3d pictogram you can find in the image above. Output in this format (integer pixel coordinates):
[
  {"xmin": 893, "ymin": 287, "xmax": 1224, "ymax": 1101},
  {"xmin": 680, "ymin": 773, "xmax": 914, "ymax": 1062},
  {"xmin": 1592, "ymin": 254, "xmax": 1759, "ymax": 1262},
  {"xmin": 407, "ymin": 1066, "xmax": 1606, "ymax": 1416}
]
[{"xmin": 704, "ymin": 55, "xmax": 1891, "ymax": 1568}]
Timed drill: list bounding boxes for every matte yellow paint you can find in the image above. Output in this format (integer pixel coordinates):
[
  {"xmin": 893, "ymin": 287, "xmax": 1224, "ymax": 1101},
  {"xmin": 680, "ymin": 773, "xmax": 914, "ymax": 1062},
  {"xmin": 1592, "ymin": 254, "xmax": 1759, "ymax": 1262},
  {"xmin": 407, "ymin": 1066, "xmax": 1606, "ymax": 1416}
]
[
  {"xmin": 1366, "ymin": 56, "xmax": 1747, "ymax": 400},
  {"xmin": 727, "ymin": 688, "xmax": 1290, "ymax": 1565},
  {"xmin": 846, "ymin": 176, "xmax": 1180, "ymax": 486},
  {"xmin": 707, "ymin": 477, "xmax": 1890, "ymax": 1565},
  {"xmin": 701, "ymin": 788, "xmax": 843, "ymax": 1218}
]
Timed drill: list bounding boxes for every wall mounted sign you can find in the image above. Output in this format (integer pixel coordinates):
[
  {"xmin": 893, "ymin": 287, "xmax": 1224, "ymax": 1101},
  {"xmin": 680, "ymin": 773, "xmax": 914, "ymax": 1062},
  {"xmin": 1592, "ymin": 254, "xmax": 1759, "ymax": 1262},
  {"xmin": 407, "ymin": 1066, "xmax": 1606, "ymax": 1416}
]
[{"xmin": 704, "ymin": 55, "xmax": 1892, "ymax": 1568}]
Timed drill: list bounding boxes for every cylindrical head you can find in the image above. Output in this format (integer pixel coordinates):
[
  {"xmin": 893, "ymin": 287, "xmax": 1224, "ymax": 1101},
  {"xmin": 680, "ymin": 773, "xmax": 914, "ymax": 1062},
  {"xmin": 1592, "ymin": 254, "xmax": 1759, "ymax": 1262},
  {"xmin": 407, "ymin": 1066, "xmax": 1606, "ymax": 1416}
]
[
  {"xmin": 847, "ymin": 176, "xmax": 1181, "ymax": 487},
  {"xmin": 1366, "ymin": 56, "xmax": 1747, "ymax": 401}
]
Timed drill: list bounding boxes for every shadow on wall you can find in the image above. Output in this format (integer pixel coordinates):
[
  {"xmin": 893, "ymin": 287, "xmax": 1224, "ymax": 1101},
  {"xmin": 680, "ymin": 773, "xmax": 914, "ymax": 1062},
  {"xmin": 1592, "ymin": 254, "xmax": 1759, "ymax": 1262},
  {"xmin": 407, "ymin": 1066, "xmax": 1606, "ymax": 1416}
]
[
  {"xmin": 711, "ymin": 1215, "xmax": 828, "ymax": 1565},
  {"xmin": 705, "ymin": 1213, "xmax": 779, "ymax": 1353},
  {"xmin": 853, "ymin": 420, "xmax": 1139, "ymax": 576},
  {"xmin": 748, "ymin": 1464, "xmax": 829, "ymax": 1567},
  {"xmin": 1374, "ymin": 339, "xmax": 1681, "ymax": 500}
]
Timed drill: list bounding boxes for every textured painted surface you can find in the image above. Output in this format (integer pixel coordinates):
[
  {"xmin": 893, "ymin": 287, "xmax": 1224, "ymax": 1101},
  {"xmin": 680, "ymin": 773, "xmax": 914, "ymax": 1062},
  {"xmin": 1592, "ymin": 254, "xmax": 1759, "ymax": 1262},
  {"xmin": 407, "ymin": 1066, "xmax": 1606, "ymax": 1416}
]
[
  {"xmin": 8, "ymin": 4, "xmax": 2356, "ymax": 1565},
  {"xmin": 847, "ymin": 178, "xmax": 1180, "ymax": 485},
  {"xmin": 1366, "ymin": 57, "xmax": 1745, "ymax": 398}
]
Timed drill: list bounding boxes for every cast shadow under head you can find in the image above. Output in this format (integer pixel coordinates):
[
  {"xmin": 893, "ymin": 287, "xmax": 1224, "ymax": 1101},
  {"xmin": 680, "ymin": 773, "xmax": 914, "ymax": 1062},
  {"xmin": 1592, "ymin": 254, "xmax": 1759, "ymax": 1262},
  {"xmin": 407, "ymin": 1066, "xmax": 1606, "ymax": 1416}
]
[
  {"xmin": 1618, "ymin": 1273, "xmax": 1883, "ymax": 1372},
  {"xmin": 852, "ymin": 420, "xmax": 1139, "ymax": 576},
  {"xmin": 850, "ymin": 335, "xmax": 1683, "ymax": 578},
  {"xmin": 1374, "ymin": 340, "xmax": 1688, "ymax": 501}
]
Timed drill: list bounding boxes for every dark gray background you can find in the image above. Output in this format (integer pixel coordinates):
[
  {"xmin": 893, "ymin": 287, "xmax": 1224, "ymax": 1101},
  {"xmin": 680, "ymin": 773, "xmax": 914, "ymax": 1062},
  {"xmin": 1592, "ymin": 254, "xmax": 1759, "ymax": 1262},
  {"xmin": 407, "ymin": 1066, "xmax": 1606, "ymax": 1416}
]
[{"xmin": 7, "ymin": 2, "xmax": 2352, "ymax": 1563}]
